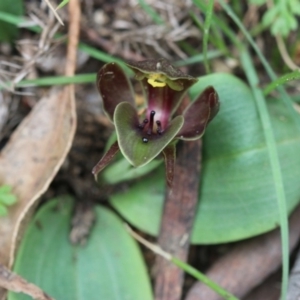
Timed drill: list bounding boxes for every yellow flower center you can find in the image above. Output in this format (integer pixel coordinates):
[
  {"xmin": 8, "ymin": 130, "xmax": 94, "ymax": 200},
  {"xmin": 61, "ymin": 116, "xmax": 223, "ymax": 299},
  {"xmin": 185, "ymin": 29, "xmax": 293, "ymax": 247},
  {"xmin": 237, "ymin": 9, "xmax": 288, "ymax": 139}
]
[{"xmin": 147, "ymin": 73, "xmax": 167, "ymax": 88}]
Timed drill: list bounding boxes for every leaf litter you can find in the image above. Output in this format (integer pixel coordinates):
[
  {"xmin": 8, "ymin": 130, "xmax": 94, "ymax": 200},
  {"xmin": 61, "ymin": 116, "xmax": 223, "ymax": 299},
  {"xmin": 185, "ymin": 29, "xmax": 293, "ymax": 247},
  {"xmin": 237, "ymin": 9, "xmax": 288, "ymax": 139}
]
[{"xmin": 0, "ymin": 0, "xmax": 79, "ymax": 297}]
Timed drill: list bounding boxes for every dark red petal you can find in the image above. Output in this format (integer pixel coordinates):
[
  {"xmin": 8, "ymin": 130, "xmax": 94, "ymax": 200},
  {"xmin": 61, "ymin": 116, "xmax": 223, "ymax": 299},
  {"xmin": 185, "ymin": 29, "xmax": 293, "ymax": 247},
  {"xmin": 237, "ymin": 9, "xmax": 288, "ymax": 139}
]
[
  {"xmin": 176, "ymin": 86, "xmax": 219, "ymax": 140},
  {"xmin": 92, "ymin": 141, "xmax": 120, "ymax": 178},
  {"xmin": 97, "ymin": 63, "xmax": 135, "ymax": 122},
  {"xmin": 126, "ymin": 59, "xmax": 198, "ymax": 117}
]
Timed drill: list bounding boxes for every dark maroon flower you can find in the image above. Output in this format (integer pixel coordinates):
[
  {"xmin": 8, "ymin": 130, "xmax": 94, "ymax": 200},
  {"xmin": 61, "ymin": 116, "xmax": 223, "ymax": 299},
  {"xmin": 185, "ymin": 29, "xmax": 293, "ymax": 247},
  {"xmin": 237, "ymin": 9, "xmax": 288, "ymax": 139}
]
[{"xmin": 92, "ymin": 59, "xmax": 219, "ymax": 186}]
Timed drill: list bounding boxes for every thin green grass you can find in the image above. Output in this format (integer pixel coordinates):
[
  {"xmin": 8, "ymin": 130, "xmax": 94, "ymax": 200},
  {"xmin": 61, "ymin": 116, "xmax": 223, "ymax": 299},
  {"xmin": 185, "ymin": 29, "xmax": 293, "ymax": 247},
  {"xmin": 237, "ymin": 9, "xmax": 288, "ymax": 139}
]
[
  {"xmin": 175, "ymin": 50, "xmax": 223, "ymax": 66},
  {"xmin": 190, "ymin": 10, "xmax": 229, "ymax": 56},
  {"xmin": 127, "ymin": 226, "xmax": 239, "ymax": 300},
  {"xmin": 171, "ymin": 257, "xmax": 238, "ymax": 300},
  {"xmin": 138, "ymin": 0, "xmax": 164, "ymax": 25},
  {"xmin": 214, "ymin": 2, "xmax": 292, "ymax": 298},
  {"xmin": 240, "ymin": 49, "xmax": 289, "ymax": 300},
  {"xmin": 202, "ymin": 0, "xmax": 214, "ymax": 74},
  {"xmin": 217, "ymin": 0, "xmax": 300, "ymax": 131},
  {"xmin": 56, "ymin": 0, "xmax": 69, "ymax": 10},
  {"xmin": 16, "ymin": 73, "xmax": 96, "ymax": 87},
  {"xmin": 193, "ymin": 0, "xmax": 240, "ymax": 46},
  {"xmin": 0, "ymin": 74, "xmax": 96, "ymax": 91},
  {"xmin": 192, "ymin": 1, "xmax": 292, "ymax": 299},
  {"xmin": 263, "ymin": 69, "xmax": 300, "ymax": 95}
]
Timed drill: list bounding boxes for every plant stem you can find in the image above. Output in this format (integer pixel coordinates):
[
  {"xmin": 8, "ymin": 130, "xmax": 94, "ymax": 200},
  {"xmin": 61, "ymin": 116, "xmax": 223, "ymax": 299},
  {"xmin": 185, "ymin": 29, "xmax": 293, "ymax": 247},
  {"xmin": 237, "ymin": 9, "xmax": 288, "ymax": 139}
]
[{"xmin": 154, "ymin": 139, "xmax": 202, "ymax": 300}]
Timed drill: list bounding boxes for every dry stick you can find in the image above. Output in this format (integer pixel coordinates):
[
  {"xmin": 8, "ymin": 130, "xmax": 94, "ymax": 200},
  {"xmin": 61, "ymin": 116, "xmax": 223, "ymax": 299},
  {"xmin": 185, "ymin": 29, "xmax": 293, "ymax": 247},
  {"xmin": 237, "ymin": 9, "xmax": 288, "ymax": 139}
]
[
  {"xmin": 0, "ymin": 264, "xmax": 54, "ymax": 300},
  {"xmin": 82, "ymin": 27, "xmax": 145, "ymax": 61},
  {"xmin": 65, "ymin": 0, "xmax": 80, "ymax": 77},
  {"xmin": 185, "ymin": 204, "xmax": 300, "ymax": 300},
  {"xmin": 155, "ymin": 139, "xmax": 202, "ymax": 300},
  {"xmin": 287, "ymin": 238, "xmax": 300, "ymax": 299}
]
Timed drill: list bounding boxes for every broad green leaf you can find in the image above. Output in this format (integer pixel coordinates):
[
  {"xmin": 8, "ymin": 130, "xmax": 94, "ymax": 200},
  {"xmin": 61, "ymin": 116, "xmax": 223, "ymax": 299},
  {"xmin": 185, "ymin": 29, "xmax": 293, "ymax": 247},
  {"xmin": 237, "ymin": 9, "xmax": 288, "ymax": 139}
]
[
  {"xmin": 115, "ymin": 102, "xmax": 184, "ymax": 167},
  {"xmin": 110, "ymin": 73, "xmax": 300, "ymax": 244},
  {"xmin": 9, "ymin": 197, "xmax": 152, "ymax": 300},
  {"xmin": 0, "ymin": 0, "xmax": 23, "ymax": 42}
]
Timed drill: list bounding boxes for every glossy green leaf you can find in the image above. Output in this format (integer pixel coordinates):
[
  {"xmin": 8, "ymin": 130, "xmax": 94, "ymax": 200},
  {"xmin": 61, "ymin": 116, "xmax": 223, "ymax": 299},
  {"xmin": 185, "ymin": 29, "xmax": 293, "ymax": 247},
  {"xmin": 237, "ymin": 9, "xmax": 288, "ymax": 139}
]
[
  {"xmin": 0, "ymin": 0, "xmax": 23, "ymax": 42},
  {"xmin": 9, "ymin": 197, "xmax": 152, "ymax": 300},
  {"xmin": 115, "ymin": 102, "xmax": 184, "ymax": 167},
  {"xmin": 110, "ymin": 73, "xmax": 300, "ymax": 244}
]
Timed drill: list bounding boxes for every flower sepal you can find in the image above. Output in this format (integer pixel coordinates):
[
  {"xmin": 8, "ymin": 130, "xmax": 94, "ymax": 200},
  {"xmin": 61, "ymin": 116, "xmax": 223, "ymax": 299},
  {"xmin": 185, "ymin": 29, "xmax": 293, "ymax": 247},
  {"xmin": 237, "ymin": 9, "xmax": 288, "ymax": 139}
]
[{"xmin": 93, "ymin": 59, "xmax": 220, "ymax": 186}]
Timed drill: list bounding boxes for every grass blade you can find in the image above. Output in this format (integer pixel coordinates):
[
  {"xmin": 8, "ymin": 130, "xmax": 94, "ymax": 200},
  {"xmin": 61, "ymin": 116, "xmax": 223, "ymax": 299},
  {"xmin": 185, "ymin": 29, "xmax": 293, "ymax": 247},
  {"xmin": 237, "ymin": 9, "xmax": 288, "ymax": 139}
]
[
  {"xmin": 16, "ymin": 73, "xmax": 96, "ymax": 87},
  {"xmin": 202, "ymin": 0, "xmax": 214, "ymax": 74},
  {"xmin": 126, "ymin": 225, "xmax": 239, "ymax": 300},
  {"xmin": 217, "ymin": 0, "xmax": 300, "ymax": 132},
  {"xmin": 240, "ymin": 48, "xmax": 289, "ymax": 300},
  {"xmin": 175, "ymin": 50, "xmax": 223, "ymax": 66},
  {"xmin": 263, "ymin": 69, "xmax": 300, "ymax": 95}
]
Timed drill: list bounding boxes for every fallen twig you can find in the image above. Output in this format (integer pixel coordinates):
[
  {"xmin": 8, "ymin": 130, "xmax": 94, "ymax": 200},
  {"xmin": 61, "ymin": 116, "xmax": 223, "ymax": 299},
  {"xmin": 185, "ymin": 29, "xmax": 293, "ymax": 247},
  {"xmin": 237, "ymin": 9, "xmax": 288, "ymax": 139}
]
[{"xmin": 0, "ymin": 264, "xmax": 54, "ymax": 300}]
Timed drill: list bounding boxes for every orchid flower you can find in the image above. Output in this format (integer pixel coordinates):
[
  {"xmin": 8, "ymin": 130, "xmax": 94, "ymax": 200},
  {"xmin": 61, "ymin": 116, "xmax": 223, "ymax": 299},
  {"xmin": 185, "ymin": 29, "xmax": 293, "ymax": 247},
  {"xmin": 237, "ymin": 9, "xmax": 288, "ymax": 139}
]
[{"xmin": 92, "ymin": 59, "xmax": 219, "ymax": 186}]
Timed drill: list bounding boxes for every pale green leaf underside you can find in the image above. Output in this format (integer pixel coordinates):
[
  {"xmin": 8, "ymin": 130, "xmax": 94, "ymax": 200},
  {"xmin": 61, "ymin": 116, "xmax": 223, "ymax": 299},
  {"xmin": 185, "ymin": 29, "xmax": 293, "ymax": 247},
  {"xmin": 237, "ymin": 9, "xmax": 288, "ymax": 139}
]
[
  {"xmin": 115, "ymin": 102, "xmax": 184, "ymax": 167},
  {"xmin": 9, "ymin": 197, "xmax": 152, "ymax": 300},
  {"xmin": 110, "ymin": 73, "xmax": 300, "ymax": 244}
]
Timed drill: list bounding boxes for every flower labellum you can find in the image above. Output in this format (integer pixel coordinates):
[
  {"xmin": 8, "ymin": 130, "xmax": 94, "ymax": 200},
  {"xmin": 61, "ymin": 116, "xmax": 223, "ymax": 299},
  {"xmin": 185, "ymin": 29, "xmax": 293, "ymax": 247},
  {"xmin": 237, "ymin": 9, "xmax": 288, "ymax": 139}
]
[{"xmin": 92, "ymin": 59, "xmax": 220, "ymax": 186}]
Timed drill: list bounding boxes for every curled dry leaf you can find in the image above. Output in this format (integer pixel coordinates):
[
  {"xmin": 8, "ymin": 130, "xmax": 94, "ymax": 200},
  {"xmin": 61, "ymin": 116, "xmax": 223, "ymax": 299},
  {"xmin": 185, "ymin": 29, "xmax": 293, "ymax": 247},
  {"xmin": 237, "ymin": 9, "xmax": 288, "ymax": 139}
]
[
  {"xmin": 0, "ymin": 264, "xmax": 54, "ymax": 300},
  {"xmin": 0, "ymin": 86, "xmax": 76, "ymax": 270}
]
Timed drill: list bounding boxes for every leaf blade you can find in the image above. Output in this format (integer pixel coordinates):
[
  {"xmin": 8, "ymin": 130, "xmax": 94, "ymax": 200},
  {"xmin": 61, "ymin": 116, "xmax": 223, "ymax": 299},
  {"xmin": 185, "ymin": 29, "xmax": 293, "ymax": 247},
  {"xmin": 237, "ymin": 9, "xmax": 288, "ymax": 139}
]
[{"xmin": 10, "ymin": 197, "xmax": 153, "ymax": 300}]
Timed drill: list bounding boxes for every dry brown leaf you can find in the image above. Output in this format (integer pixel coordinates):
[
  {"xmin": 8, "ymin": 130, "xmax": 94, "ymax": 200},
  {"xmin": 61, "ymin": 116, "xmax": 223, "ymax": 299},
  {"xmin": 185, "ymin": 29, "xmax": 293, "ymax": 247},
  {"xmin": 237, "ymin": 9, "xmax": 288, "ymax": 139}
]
[
  {"xmin": 0, "ymin": 85, "xmax": 76, "ymax": 268},
  {"xmin": 0, "ymin": 264, "xmax": 54, "ymax": 300},
  {"xmin": 0, "ymin": 0, "xmax": 79, "ymax": 298}
]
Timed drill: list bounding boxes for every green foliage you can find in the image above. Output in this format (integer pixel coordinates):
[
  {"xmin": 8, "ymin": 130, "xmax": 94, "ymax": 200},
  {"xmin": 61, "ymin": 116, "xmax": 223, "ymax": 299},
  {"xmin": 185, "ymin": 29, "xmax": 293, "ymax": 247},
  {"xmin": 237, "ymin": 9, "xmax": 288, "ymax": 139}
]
[
  {"xmin": 56, "ymin": 0, "xmax": 69, "ymax": 10},
  {"xmin": 0, "ymin": 0, "xmax": 23, "ymax": 42},
  {"xmin": 250, "ymin": 0, "xmax": 300, "ymax": 36},
  {"xmin": 0, "ymin": 185, "xmax": 17, "ymax": 216},
  {"xmin": 263, "ymin": 69, "xmax": 300, "ymax": 95},
  {"xmin": 9, "ymin": 197, "xmax": 153, "ymax": 300},
  {"xmin": 240, "ymin": 48, "xmax": 289, "ymax": 300},
  {"xmin": 109, "ymin": 73, "xmax": 300, "ymax": 244}
]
